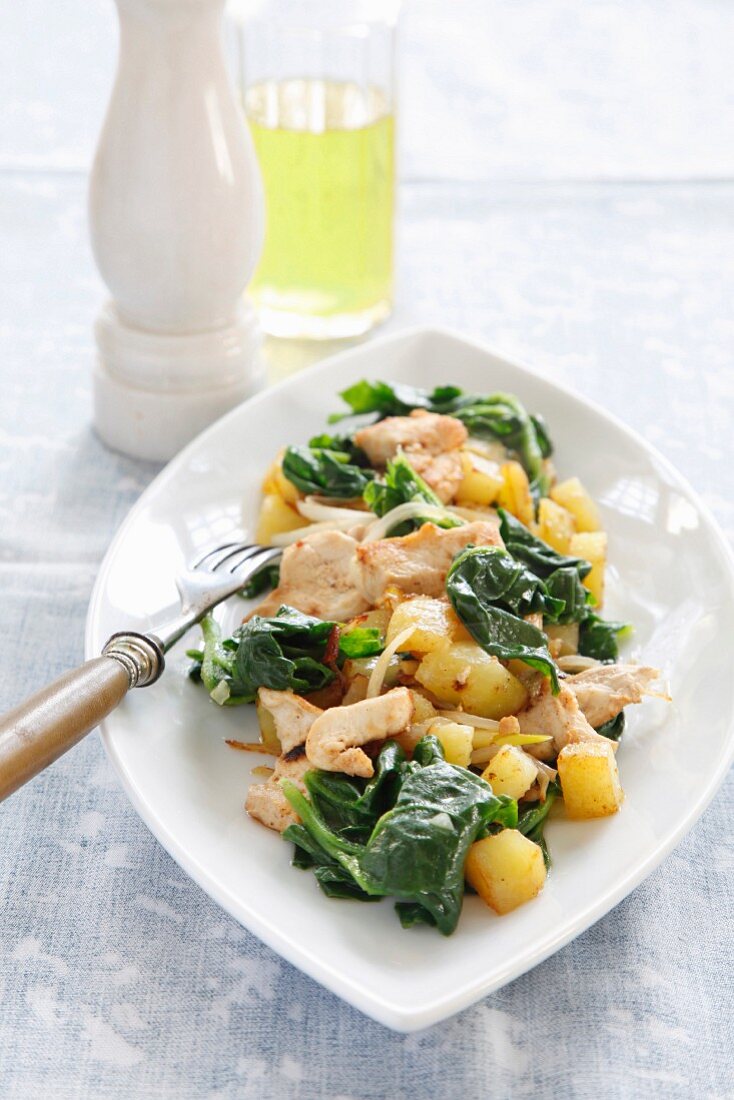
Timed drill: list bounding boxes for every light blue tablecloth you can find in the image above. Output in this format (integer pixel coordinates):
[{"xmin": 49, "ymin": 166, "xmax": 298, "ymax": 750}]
[{"xmin": 1, "ymin": 2, "xmax": 733, "ymax": 1097}]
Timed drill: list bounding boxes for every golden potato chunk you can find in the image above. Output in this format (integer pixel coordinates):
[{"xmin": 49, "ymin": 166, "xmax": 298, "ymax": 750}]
[
  {"xmin": 386, "ymin": 596, "xmax": 461, "ymax": 654},
  {"xmin": 557, "ymin": 740, "xmax": 623, "ymax": 819},
  {"xmin": 537, "ymin": 497, "xmax": 576, "ymax": 554},
  {"xmin": 262, "ymin": 451, "xmax": 301, "ymax": 504},
  {"xmin": 465, "ymin": 830, "xmax": 547, "ymax": 915},
  {"xmin": 481, "ymin": 745, "xmax": 538, "ymax": 799},
  {"xmin": 255, "ymin": 697, "xmax": 282, "ymax": 755},
  {"xmin": 550, "ymin": 476, "xmax": 602, "ymax": 533},
  {"xmin": 497, "ymin": 461, "xmax": 535, "ymax": 527},
  {"xmin": 414, "ymin": 640, "xmax": 528, "ymax": 719},
  {"xmin": 431, "ymin": 720, "xmax": 474, "ymax": 767},
  {"xmin": 255, "ymin": 494, "xmax": 304, "ymax": 545},
  {"xmin": 569, "ymin": 531, "xmax": 607, "ymax": 607},
  {"xmin": 455, "ymin": 451, "xmax": 504, "ymax": 508}
]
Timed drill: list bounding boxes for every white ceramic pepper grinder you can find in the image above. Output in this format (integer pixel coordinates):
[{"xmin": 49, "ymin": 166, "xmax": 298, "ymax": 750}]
[{"xmin": 89, "ymin": 0, "xmax": 264, "ymax": 462}]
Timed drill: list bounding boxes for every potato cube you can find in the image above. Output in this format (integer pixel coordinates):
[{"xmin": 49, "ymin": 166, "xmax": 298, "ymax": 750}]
[
  {"xmin": 465, "ymin": 830, "xmax": 547, "ymax": 915},
  {"xmin": 255, "ymin": 493, "xmax": 305, "ymax": 545},
  {"xmin": 545, "ymin": 622, "xmax": 580, "ymax": 658},
  {"xmin": 569, "ymin": 531, "xmax": 607, "ymax": 607},
  {"xmin": 550, "ymin": 476, "xmax": 602, "ymax": 533},
  {"xmin": 386, "ymin": 596, "xmax": 456, "ymax": 654},
  {"xmin": 497, "ymin": 461, "xmax": 535, "ymax": 527},
  {"xmin": 261, "ymin": 451, "xmax": 300, "ymax": 504},
  {"xmin": 481, "ymin": 745, "xmax": 538, "ymax": 799},
  {"xmin": 538, "ymin": 497, "xmax": 576, "ymax": 554},
  {"xmin": 255, "ymin": 698, "xmax": 282, "ymax": 755},
  {"xmin": 409, "ymin": 691, "xmax": 438, "ymax": 724},
  {"xmin": 557, "ymin": 740, "xmax": 623, "ymax": 819},
  {"xmin": 456, "ymin": 451, "xmax": 504, "ymax": 508},
  {"xmin": 431, "ymin": 720, "xmax": 474, "ymax": 767},
  {"xmin": 414, "ymin": 640, "xmax": 528, "ymax": 719}
]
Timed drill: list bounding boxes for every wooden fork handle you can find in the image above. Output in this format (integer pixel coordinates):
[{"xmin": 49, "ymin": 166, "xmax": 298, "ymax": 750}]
[{"xmin": 0, "ymin": 633, "xmax": 164, "ymax": 803}]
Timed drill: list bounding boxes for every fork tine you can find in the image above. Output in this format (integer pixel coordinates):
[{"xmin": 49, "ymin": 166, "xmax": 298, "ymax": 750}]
[
  {"xmin": 208, "ymin": 543, "xmax": 263, "ymax": 573},
  {"xmin": 192, "ymin": 541, "xmax": 249, "ymax": 571},
  {"xmin": 227, "ymin": 546, "xmax": 281, "ymax": 574}
]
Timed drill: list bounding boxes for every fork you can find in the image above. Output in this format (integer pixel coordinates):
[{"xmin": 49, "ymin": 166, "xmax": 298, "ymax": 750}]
[{"xmin": 0, "ymin": 541, "xmax": 282, "ymax": 802}]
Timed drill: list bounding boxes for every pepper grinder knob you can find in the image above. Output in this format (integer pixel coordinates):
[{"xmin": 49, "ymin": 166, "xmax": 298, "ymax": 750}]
[{"xmin": 89, "ymin": 0, "xmax": 265, "ymax": 461}]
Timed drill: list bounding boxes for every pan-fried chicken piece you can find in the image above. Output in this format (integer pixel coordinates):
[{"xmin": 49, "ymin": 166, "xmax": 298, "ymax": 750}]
[
  {"xmin": 306, "ymin": 687, "xmax": 414, "ymax": 778},
  {"xmin": 245, "ymin": 745, "xmax": 312, "ymax": 833},
  {"xmin": 403, "ymin": 449, "xmax": 465, "ymax": 503},
  {"xmin": 354, "ymin": 410, "xmax": 467, "ymax": 465},
  {"xmin": 355, "ymin": 520, "xmax": 502, "ymax": 604},
  {"xmin": 518, "ymin": 681, "xmax": 613, "ymax": 762},
  {"xmin": 251, "ymin": 529, "xmax": 369, "ymax": 621},
  {"xmin": 257, "ymin": 688, "xmax": 322, "ymax": 754},
  {"xmin": 566, "ymin": 665, "xmax": 662, "ymax": 728}
]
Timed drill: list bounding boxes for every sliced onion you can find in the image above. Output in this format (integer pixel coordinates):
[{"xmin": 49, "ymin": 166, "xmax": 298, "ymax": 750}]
[
  {"xmin": 366, "ymin": 626, "xmax": 414, "ymax": 699},
  {"xmin": 557, "ymin": 655, "xmax": 602, "ymax": 673},
  {"xmin": 436, "ymin": 709, "xmax": 500, "ymax": 730},
  {"xmin": 296, "ymin": 497, "xmax": 365, "ymax": 523},
  {"xmin": 269, "ymin": 518, "xmax": 355, "ymax": 548},
  {"xmin": 362, "ymin": 502, "xmax": 464, "ymax": 542}
]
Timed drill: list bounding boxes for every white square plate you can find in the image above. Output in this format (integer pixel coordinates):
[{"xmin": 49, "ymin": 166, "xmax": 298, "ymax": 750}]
[{"xmin": 86, "ymin": 328, "xmax": 734, "ymax": 1031}]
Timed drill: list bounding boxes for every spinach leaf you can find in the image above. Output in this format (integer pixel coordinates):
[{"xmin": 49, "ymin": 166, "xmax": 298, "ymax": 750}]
[
  {"xmin": 363, "ymin": 453, "xmax": 462, "ymax": 534},
  {"xmin": 518, "ymin": 781, "xmax": 559, "ymax": 869},
  {"xmin": 330, "ymin": 380, "xmax": 463, "ymax": 421},
  {"xmin": 338, "ymin": 626, "xmax": 384, "ymax": 659},
  {"xmin": 235, "ymin": 610, "xmax": 336, "ymax": 701},
  {"xmin": 191, "ymin": 606, "xmax": 386, "ymax": 706},
  {"xmin": 447, "ymin": 549, "xmax": 560, "ymax": 691},
  {"xmin": 595, "ymin": 711, "xmax": 626, "ymax": 742},
  {"xmin": 544, "ymin": 566, "xmax": 593, "ymax": 625},
  {"xmin": 578, "ymin": 614, "xmax": 632, "ymax": 662},
  {"xmin": 498, "ymin": 509, "xmax": 591, "ymax": 581},
  {"xmin": 446, "ymin": 545, "xmax": 566, "ymax": 620},
  {"xmin": 530, "ymin": 413, "xmax": 554, "ymax": 459},
  {"xmin": 186, "ymin": 615, "xmax": 250, "ymax": 706},
  {"xmin": 498, "ymin": 509, "xmax": 593, "ymax": 625},
  {"xmin": 308, "ymin": 432, "xmax": 371, "ymax": 466},
  {"xmin": 282, "ymin": 734, "xmax": 518, "ymax": 935},
  {"xmin": 239, "ymin": 563, "xmax": 280, "ymax": 599},
  {"xmin": 281, "ymin": 445, "xmax": 375, "ymax": 498}
]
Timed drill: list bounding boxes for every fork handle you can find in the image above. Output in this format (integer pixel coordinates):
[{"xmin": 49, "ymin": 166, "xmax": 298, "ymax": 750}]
[{"xmin": 0, "ymin": 633, "xmax": 164, "ymax": 803}]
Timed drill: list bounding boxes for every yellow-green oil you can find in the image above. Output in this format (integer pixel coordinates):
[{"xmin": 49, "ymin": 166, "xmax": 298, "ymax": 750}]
[{"xmin": 245, "ymin": 79, "xmax": 395, "ymax": 337}]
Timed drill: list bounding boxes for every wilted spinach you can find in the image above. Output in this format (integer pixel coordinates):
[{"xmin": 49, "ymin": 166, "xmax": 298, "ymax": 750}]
[
  {"xmin": 281, "ymin": 445, "xmax": 375, "ymax": 498},
  {"xmin": 446, "ymin": 548, "xmax": 560, "ymax": 691},
  {"xmin": 578, "ymin": 614, "xmax": 632, "ymax": 663},
  {"xmin": 363, "ymin": 453, "xmax": 461, "ymax": 534},
  {"xmin": 446, "ymin": 545, "xmax": 565, "ymax": 620},
  {"xmin": 517, "ymin": 781, "xmax": 560, "ymax": 869},
  {"xmin": 595, "ymin": 711, "xmax": 626, "ymax": 742},
  {"xmin": 239, "ymin": 563, "xmax": 280, "ymax": 599},
  {"xmin": 282, "ymin": 735, "xmax": 517, "ymax": 935},
  {"xmin": 308, "ymin": 432, "xmax": 371, "ymax": 466},
  {"xmin": 188, "ymin": 606, "xmax": 383, "ymax": 705}
]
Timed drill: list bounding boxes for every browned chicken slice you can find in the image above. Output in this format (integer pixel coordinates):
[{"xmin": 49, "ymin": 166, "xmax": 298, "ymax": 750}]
[
  {"xmin": 566, "ymin": 665, "xmax": 662, "ymax": 728},
  {"xmin": 355, "ymin": 520, "xmax": 502, "ymax": 604},
  {"xmin": 354, "ymin": 410, "xmax": 467, "ymax": 465},
  {"xmin": 257, "ymin": 688, "xmax": 322, "ymax": 754},
  {"xmin": 517, "ymin": 681, "xmax": 613, "ymax": 762},
  {"xmin": 251, "ymin": 529, "xmax": 370, "ymax": 621},
  {"xmin": 306, "ymin": 687, "xmax": 414, "ymax": 777},
  {"xmin": 245, "ymin": 746, "xmax": 312, "ymax": 833},
  {"xmin": 405, "ymin": 449, "xmax": 465, "ymax": 503}
]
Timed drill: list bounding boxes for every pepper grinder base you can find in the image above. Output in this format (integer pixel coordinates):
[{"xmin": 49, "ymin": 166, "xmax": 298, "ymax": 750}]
[{"xmin": 92, "ymin": 301, "xmax": 263, "ymax": 462}]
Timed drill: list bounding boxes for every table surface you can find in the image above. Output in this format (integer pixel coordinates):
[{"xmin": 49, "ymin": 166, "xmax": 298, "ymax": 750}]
[{"xmin": 1, "ymin": 2, "xmax": 733, "ymax": 1098}]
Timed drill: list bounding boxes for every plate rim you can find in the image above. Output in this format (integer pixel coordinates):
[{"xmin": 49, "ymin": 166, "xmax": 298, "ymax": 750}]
[{"xmin": 85, "ymin": 324, "xmax": 734, "ymax": 1031}]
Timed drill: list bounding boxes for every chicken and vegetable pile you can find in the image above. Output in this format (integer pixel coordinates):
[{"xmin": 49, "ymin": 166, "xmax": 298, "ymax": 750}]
[{"xmin": 187, "ymin": 380, "xmax": 666, "ymax": 935}]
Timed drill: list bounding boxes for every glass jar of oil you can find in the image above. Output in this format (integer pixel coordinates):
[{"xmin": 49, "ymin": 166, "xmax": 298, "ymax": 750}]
[{"xmin": 232, "ymin": 2, "xmax": 400, "ymax": 340}]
